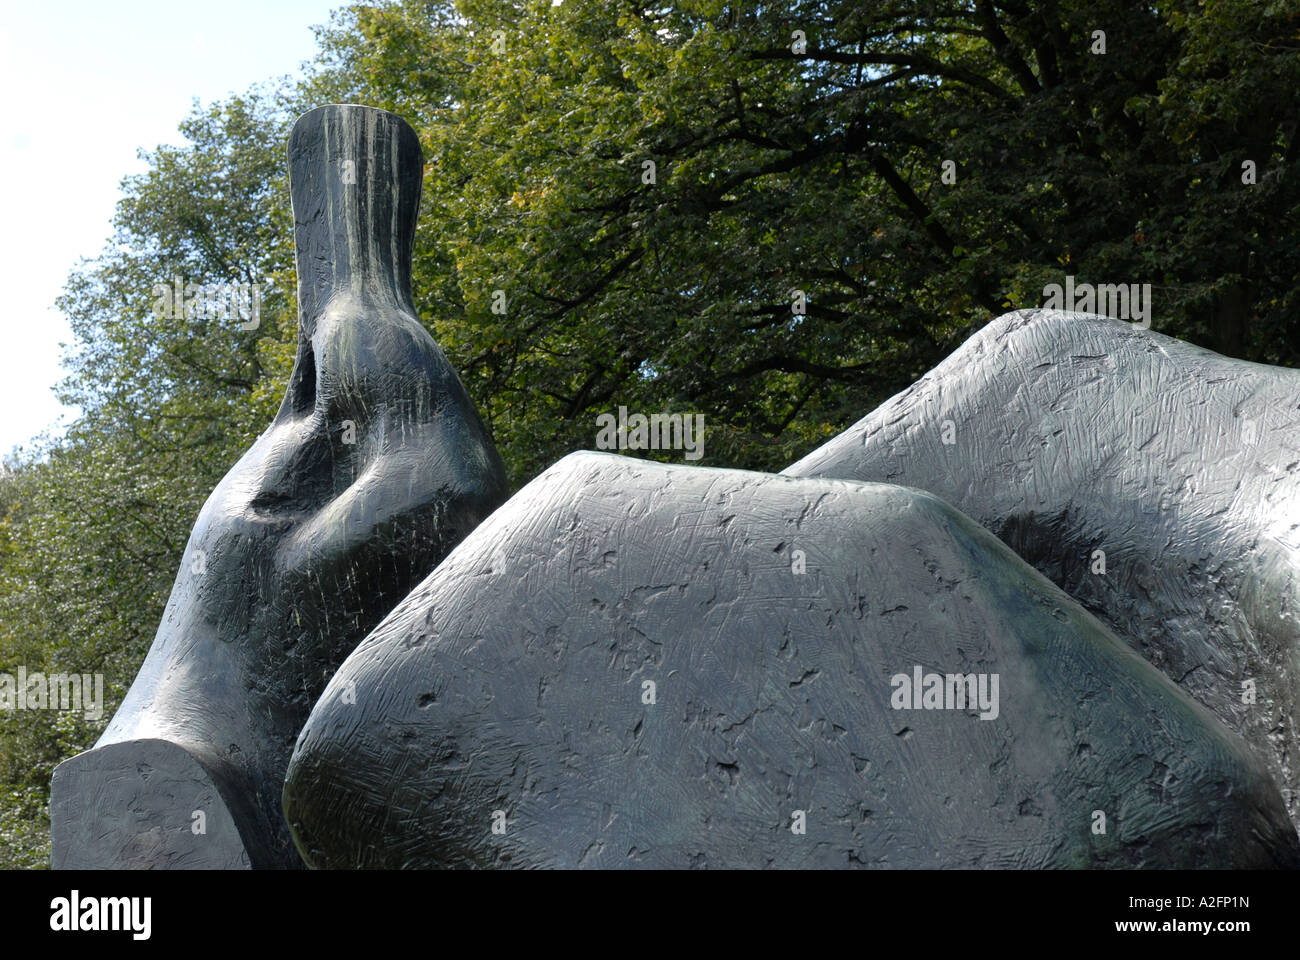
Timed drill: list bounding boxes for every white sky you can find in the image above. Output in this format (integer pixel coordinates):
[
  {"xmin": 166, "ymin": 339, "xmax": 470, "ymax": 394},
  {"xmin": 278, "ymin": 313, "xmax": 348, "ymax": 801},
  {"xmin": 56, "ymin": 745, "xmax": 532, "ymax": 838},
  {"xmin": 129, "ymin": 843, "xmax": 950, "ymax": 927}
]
[{"xmin": 0, "ymin": 0, "xmax": 341, "ymax": 457}]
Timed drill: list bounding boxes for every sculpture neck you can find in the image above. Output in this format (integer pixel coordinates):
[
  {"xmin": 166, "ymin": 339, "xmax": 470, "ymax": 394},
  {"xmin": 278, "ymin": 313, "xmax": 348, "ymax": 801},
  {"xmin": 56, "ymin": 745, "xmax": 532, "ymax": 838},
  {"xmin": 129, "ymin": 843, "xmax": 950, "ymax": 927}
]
[{"xmin": 289, "ymin": 105, "xmax": 423, "ymax": 327}]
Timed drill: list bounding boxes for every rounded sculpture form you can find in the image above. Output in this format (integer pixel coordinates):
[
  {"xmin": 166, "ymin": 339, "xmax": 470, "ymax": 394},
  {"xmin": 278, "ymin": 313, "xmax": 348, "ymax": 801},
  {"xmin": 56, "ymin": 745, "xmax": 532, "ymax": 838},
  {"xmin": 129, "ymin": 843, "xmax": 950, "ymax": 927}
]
[
  {"xmin": 283, "ymin": 452, "xmax": 1297, "ymax": 869},
  {"xmin": 784, "ymin": 308, "xmax": 1300, "ymax": 829}
]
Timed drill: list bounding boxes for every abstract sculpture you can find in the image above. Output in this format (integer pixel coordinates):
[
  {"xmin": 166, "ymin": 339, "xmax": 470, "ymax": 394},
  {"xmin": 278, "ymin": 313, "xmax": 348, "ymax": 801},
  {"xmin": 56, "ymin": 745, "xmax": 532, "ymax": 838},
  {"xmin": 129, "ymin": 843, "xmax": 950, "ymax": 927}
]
[
  {"xmin": 783, "ymin": 308, "xmax": 1300, "ymax": 829},
  {"xmin": 282, "ymin": 453, "xmax": 1297, "ymax": 868},
  {"xmin": 52, "ymin": 106, "xmax": 1300, "ymax": 871},
  {"xmin": 50, "ymin": 105, "xmax": 508, "ymax": 868}
]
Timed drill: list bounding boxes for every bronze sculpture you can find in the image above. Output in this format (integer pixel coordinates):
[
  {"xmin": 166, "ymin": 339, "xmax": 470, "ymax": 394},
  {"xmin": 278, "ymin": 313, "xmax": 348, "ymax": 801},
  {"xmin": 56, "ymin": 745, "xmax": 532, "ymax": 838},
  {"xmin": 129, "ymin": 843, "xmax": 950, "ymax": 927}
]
[
  {"xmin": 50, "ymin": 105, "xmax": 508, "ymax": 868},
  {"xmin": 51, "ymin": 108, "xmax": 1300, "ymax": 870}
]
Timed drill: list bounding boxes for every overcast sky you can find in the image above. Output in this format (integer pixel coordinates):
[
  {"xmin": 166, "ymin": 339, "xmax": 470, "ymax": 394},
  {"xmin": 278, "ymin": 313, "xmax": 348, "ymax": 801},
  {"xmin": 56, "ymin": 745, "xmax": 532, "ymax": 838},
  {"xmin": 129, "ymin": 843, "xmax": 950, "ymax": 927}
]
[{"xmin": 0, "ymin": 0, "xmax": 341, "ymax": 457}]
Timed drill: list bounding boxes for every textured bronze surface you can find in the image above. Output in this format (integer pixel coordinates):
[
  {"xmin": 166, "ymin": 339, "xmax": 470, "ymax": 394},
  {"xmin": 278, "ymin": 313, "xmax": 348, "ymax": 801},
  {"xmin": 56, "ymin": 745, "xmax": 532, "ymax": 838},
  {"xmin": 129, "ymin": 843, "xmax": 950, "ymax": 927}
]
[
  {"xmin": 785, "ymin": 308, "xmax": 1300, "ymax": 831},
  {"xmin": 51, "ymin": 105, "xmax": 507, "ymax": 869},
  {"xmin": 283, "ymin": 453, "xmax": 1296, "ymax": 868}
]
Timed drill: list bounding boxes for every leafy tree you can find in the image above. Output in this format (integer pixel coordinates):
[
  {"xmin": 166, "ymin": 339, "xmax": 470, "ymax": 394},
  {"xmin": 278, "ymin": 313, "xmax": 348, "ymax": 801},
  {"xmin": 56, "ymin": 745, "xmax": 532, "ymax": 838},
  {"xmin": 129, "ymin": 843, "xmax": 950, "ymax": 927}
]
[
  {"xmin": 2, "ymin": 0, "xmax": 1297, "ymax": 865},
  {"xmin": 303, "ymin": 0, "xmax": 1300, "ymax": 481}
]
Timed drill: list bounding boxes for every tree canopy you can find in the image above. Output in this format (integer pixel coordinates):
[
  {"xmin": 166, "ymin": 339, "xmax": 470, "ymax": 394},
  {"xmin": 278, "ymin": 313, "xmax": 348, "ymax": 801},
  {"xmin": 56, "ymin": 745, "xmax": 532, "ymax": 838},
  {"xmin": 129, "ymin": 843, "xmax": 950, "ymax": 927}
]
[{"xmin": 3, "ymin": 0, "xmax": 1298, "ymax": 865}]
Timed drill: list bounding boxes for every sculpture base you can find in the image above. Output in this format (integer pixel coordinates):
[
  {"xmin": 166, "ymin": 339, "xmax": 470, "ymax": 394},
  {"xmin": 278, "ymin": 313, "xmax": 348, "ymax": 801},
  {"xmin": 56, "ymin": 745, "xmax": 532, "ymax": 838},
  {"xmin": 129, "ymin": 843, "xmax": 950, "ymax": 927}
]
[{"xmin": 51, "ymin": 739, "xmax": 251, "ymax": 869}]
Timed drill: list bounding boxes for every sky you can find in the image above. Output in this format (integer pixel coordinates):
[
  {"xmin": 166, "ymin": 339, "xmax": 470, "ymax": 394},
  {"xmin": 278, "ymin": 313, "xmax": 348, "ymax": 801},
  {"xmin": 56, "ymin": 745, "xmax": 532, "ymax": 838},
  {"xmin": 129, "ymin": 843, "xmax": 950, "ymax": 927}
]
[{"xmin": 0, "ymin": 0, "xmax": 342, "ymax": 457}]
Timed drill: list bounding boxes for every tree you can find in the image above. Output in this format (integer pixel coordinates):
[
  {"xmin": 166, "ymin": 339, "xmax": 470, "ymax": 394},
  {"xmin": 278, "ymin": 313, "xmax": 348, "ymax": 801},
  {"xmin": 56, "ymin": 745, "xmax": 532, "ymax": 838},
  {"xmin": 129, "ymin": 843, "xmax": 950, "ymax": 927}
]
[{"xmin": 3, "ymin": 0, "xmax": 1298, "ymax": 865}]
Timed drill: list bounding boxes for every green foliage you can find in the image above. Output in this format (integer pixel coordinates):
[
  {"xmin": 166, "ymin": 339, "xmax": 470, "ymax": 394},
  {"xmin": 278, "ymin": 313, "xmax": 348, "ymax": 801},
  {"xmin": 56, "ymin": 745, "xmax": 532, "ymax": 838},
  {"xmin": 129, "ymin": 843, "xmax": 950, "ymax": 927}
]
[{"xmin": 2, "ymin": 0, "xmax": 1298, "ymax": 865}]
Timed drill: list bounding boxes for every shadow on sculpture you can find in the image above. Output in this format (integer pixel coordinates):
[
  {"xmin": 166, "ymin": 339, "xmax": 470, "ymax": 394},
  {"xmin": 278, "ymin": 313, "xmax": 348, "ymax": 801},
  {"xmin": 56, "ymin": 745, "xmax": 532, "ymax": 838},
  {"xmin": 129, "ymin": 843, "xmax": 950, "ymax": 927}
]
[{"xmin": 50, "ymin": 104, "xmax": 508, "ymax": 869}]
